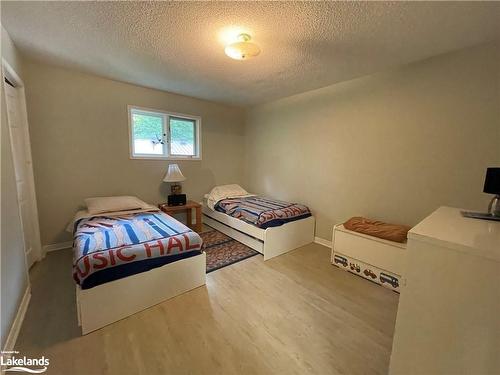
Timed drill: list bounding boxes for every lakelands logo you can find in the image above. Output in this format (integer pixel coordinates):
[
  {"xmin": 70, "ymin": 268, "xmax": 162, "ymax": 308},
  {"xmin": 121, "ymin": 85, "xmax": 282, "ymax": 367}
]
[{"xmin": 1, "ymin": 351, "xmax": 49, "ymax": 373}]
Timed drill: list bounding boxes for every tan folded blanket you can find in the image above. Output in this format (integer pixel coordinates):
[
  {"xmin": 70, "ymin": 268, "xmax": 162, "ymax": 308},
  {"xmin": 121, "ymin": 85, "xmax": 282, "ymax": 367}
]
[{"xmin": 343, "ymin": 217, "xmax": 411, "ymax": 243}]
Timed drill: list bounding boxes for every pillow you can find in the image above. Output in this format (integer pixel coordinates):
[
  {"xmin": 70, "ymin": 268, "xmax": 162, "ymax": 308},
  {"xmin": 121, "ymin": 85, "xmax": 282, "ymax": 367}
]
[
  {"xmin": 343, "ymin": 217, "xmax": 411, "ymax": 243},
  {"xmin": 84, "ymin": 196, "xmax": 151, "ymax": 215},
  {"xmin": 206, "ymin": 184, "xmax": 253, "ymax": 210}
]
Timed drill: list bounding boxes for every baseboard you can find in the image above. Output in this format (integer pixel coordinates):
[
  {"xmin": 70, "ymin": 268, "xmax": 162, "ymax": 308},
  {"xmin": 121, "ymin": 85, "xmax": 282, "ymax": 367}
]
[
  {"xmin": 314, "ymin": 236, "xmax": 332, "ymax": 248},
  {"xmin": 42, "ymin": 241, "xmax": 72, "ymax": 256},
  {"xmin": 2, "ymin": 285, "xmax": 31, "ymax": 352}
]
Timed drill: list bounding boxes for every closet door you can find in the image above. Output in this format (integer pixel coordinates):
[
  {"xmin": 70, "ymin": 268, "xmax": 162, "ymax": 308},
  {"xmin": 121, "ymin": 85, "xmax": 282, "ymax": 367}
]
[{"xmin": 4, "ymin": 78, "xmax": 42, "ymax": 267}]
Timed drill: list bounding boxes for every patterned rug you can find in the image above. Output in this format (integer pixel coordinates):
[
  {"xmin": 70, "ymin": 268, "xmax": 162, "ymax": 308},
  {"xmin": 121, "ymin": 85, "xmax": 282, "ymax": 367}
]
[{"xmin": 200, "ymin": 229, "xmax": 260, "ymax": 273}]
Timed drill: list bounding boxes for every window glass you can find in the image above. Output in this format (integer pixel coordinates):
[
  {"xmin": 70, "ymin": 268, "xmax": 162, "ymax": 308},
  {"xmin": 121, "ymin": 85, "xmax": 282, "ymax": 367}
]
[
  {"xmin": 132, "ymin": 111, "xmax": 164, "ymax": 155},
  {"xmin": 170, "ymin": 117, "xmax": 196, "ymax": 156}
]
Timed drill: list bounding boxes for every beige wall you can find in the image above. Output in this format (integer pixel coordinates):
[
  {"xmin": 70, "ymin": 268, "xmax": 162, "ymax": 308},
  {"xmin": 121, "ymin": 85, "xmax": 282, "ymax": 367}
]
[
  {"xmin": 13, "ymin": 42, "xmax": 500, "ymax": 247},
  {"xmin": 245, "ymin": 43, "xmax": 500, "ymax": 240},
  {"xmin": 1, "ymin": 26, "xmax": 30, "ymax": 348},
  {"xmin": 22, "ymin": 60, "xmax": 246, "ymax": 245}
]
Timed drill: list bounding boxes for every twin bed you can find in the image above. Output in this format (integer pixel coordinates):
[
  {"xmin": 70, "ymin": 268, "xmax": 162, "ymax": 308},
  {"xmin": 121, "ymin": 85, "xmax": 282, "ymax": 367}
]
[
  {"xmin": 202, "ymin": 185, "xmax": 315, "ymax": 260},
  {"xmin": 71, "ymin": 202, "xmax": 206, "ymax": 334},
  {"xmin": 72, "ymin": 188, "xmax": 314, "ymax": 334}
]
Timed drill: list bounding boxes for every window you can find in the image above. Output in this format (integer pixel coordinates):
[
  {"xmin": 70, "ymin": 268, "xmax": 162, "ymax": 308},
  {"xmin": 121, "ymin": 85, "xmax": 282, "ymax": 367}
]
[{"xmin": 128, "ymin": 106, "xmax": 201, "ymax": 159}]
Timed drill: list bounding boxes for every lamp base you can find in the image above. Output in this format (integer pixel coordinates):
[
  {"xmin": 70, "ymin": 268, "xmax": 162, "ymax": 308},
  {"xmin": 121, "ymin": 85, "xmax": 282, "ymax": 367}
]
[
  {"xmin": 167, "ymin": 194, "xmax": 186, "ymax": 206},
  {"xmin": 171, "ymin": 183, "xmax": 182, "ymax": 195},
  {"xmin": 488, "ymin": 194, "xmax": 500, "ymax": 217}
]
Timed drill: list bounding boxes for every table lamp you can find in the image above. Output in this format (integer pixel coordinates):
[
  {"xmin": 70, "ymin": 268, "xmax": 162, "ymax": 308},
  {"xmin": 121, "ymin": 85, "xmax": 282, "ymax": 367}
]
[
  {"xmin": 163, "ymin": 164, "xmax": 187, "ymax": 206},
  {"xmin": 461, "ymin": 167, "xmax": 500, "ymax": 221},
  {"xmin": 484, "ymin": 167, "xmax": 500, "ymax": 216}
]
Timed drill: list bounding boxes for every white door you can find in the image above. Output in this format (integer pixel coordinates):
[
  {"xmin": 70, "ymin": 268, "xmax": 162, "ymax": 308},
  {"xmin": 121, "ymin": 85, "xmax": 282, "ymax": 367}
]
[{"xmin": 3, "ymin": 77, "xmax": 42, "ymax": 268}]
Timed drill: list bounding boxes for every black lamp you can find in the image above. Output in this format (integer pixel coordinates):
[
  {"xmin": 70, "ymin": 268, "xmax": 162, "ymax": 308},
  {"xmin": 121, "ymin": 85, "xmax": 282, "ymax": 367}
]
[{"xmin": 484, "ymin": 167, "xmax": 500, "ymax": 216}]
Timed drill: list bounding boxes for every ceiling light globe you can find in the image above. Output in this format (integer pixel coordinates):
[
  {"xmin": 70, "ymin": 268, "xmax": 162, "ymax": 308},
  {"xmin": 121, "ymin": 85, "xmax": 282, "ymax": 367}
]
[{"xmin": 224, "ymin": 34, "xmax": 261, "ymax": 60}]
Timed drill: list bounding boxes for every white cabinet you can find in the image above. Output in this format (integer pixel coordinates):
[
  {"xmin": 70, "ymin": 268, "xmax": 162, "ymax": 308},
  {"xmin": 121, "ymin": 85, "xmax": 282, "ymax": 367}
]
[
  {"xmin": 389, "ymin": 207, "xmax": 500, "ymax": 375},
  {"xmin": 331, "ymin": 224, "xmax": 407, "ymax": 292}
]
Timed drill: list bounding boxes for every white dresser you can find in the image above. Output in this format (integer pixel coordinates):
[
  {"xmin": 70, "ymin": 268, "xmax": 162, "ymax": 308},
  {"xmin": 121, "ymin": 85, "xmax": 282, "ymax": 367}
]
[{"xmin": 389, "ymin": 206, "xmax": 500, "ymax": 375}]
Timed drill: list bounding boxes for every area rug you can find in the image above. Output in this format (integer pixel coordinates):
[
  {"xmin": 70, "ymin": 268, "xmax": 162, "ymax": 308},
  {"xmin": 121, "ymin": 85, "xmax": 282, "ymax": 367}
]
[{"xmin": 200, "ymin": 229, "xmax": 260, "ymax": 273}]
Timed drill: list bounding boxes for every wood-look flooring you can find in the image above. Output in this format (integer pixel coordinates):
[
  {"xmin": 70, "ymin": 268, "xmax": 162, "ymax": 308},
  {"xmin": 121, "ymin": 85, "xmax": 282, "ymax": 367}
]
[{"xmin": 15, "ymin": 243, "xmax": 399, "ymax": 375}]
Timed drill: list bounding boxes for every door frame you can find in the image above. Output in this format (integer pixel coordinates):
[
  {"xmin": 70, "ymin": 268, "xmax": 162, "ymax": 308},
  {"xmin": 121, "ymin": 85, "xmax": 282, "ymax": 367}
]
[{"xmin": 2, "ymin": 58, "xmax": 43, "ymax": 266}]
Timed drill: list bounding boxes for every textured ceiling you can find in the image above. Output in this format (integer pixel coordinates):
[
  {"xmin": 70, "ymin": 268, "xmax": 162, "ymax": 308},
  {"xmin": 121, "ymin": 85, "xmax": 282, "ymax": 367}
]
[{"xmin": 2, "ymin": 1, "xmax": 499, "ymax": 106}]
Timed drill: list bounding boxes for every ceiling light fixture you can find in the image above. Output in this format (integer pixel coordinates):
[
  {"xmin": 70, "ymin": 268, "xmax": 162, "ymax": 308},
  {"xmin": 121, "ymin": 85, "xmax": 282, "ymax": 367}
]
[{"xmin": 224, "ymin": 33, "xmax": 261, "ymax": 61}]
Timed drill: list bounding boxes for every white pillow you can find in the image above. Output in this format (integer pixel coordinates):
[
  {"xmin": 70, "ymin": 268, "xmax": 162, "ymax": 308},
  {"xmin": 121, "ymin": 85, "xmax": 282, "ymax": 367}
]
[
  {"xmin": 84, "ymin": 196, "xmax": 151, "ymax": 215},
  {"xmin": 206, "ymin": 184, "xmax": 254, "ymax": 210}
]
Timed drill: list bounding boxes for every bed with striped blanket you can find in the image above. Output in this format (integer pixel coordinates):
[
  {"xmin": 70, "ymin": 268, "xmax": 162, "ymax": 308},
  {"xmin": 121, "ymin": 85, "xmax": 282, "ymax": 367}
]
[
  {"xmin": 214, "ymin": 196, "xmax": 311, "ymax": 229},
  {"xmin": 73, "ymin": 211, "xmax": 202, "ymax": 289}
]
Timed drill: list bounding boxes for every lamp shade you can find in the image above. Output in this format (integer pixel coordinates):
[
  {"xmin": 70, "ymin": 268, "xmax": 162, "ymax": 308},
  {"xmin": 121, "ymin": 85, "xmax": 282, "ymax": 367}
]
[
  {"xmin": 163, "ymin": 164, "xmax": 186, "ymax": 183},
  {"xmin": 484, "ymin": 167, "xmax": 500, "ymax": 194}
]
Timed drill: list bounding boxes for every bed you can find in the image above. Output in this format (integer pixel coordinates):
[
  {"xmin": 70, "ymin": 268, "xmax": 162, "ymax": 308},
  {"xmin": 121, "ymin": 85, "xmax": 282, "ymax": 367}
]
[
  {"xmin": 71, "ymin": 196, "xmax": 206, "ymax": 334},
  {"xmin": 202, "ymin": 185, "xmax": 315, "ymax": 260}
]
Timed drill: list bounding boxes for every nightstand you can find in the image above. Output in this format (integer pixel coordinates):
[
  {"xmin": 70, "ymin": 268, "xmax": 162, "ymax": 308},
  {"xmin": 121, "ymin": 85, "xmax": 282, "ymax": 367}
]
[{"xmin": 158, "ymin": 200, "xmax": 202, "ymax": 233}]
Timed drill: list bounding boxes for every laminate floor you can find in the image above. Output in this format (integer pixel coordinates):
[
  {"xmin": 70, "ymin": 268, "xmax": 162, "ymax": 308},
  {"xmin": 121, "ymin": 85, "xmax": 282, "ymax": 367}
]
[{"xmin": 15, "ymin": 243, "xmax": 399, "ymax": 375}]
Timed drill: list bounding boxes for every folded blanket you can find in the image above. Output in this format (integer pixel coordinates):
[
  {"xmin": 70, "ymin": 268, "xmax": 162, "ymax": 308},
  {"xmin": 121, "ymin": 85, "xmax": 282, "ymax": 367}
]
[{"xmin": 343, "ymin": 217, "xmax": 411, "ymax": 243}]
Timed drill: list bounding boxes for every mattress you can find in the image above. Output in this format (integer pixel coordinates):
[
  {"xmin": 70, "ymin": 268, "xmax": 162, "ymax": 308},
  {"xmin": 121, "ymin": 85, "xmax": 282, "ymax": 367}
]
[
  {"xmin": 214, "ymin": 196, "xmax": 311, "ymax": 229},
  {"xmin": 73, "ymin": 211, "xmax": 203, "ymax": 289}
]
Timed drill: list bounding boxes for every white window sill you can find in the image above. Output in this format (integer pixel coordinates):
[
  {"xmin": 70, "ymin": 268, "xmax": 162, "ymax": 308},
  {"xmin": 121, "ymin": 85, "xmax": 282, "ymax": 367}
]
[{"xmin": 130, "ymin": 155, "xmax": 202, "ymax": 161}]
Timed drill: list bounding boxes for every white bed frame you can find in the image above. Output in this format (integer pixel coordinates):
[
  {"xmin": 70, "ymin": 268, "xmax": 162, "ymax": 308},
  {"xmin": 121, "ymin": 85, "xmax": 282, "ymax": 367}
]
[
  {"xmin": 202, "ymin": 204, "xmax": 315, "ymax": 260},
  {"xmin": 76, "ymin": 252, "xmax": 206, "ymax": 335}
]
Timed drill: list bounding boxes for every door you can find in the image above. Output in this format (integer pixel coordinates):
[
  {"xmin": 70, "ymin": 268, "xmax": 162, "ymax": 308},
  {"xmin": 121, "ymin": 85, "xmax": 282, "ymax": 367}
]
[{"xmin": 3, "ymin": 76, "xmax": 42, "ymax": 268}]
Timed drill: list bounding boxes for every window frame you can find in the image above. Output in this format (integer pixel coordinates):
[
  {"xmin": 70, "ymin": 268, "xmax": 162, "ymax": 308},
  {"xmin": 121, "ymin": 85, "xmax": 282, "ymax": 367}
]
[{"xmin": 128, "ymin": 105, "xmax": 202, "ymax": 160}]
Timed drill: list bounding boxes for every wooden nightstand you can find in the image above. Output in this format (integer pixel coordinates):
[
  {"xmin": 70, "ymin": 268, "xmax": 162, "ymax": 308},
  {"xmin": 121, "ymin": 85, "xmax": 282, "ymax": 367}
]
[{"xmin": 158, "ymin": 200, "xmax": 202, "ymax": 233}]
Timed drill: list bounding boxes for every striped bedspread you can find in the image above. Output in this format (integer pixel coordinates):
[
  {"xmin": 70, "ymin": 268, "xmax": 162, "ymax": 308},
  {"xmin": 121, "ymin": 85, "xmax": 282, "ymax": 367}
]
[
  {"xmin": 73, "ymin": 211, "xmax": 202, "ymax": 289},
  {"xmin": 215, "ymin": 196, "xmax": 311, "ymax": 229}
]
